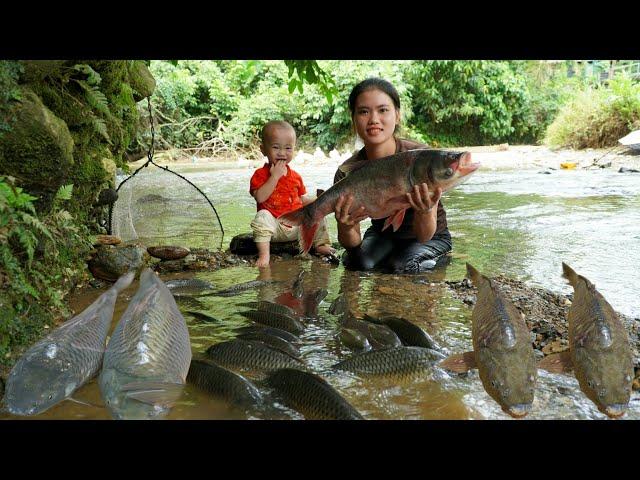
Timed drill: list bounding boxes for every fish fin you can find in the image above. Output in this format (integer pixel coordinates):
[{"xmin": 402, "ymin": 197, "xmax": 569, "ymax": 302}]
[
  {"xmin": 112, "ymin": 271, "xmax": 136, "ymax": 293},
  {"xmin": 466, "ymin": 263, "xmax": 483, "ymax": 285},
  {"xmin": 121, "ymin": 382, "xmax": 185, "ymax": 407},
  {"xmin": 279, "ymin": 208, "xmax": 319, "ymax": 255},
  {"xmin": 537, "ymin": 351, "xmax": 573, "ymax": 374},
  {"xmin": 362, "ymin": 313, "xmax": 385, "ymax": 324},
  {"xmin": 66, "ymin": 396, "xmax": 105, "ymax": 408},
  {"xmin": 439, "ymin": 351, "xmax": 477, "ymax": 373},
  {"xmin": 561, "ymin": 262, "xmax": 579, "ymax": 287},
  {"xmin": 388, "ymin": 209, "xmax": 407, "ymax": 232}
]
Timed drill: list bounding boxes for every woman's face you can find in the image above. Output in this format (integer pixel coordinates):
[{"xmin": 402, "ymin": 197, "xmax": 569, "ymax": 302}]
[{"xmin": 352, "ymin": 89, "xmax": 400, "ymax": 147}]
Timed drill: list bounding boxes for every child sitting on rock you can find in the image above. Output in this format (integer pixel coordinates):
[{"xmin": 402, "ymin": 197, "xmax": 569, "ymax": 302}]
[{"xmin": 249, "ymin": 120, "xmax": 335, "ymax": 268}]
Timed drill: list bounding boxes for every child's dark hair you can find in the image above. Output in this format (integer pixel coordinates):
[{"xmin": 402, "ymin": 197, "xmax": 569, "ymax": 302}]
[{"xmin": 348, "ymin": 78, "xmax": 401, "ymax": 115}]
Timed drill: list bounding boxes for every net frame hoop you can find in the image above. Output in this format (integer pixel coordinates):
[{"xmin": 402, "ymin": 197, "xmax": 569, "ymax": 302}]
[{"xmin": 107, "ymin": 97, "xmax": 225, "ymax": 249}]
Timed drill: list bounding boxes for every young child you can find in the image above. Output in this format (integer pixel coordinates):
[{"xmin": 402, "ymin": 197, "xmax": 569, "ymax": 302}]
[{"xmin": 249, "ymin": 120, "xmax": 334, "ymax": 268}]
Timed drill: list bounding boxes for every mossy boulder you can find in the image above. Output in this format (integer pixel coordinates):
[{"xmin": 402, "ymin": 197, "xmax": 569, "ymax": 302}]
[
  {"xmin": 127, "ymin": 61, "xmax": 156, "ymax": 101},
  {"xmin": 0, "ymin": 85, "xmax": 74, "ymax": 210}
]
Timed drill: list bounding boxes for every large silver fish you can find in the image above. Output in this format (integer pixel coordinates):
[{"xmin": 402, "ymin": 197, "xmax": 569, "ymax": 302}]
[
  {"xmin": 98, "ymin": 268, "xmax": 192, "ymax": 420},
  {"xmin": 3, "ymin": 272, "xmax": 135, "ymax": 416}
]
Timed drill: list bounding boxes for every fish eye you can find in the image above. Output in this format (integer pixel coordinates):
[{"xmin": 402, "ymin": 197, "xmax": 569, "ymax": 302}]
[
  {"xmin": 445, "ymin": 167, "xmax": 454, "ymax": 177},
  {"xmin": 48, "ymin": 394, "xmax": 53, "ymax": 400},
  {"xmin": 587, "ymin": 380, "xmax": 594, "ymax": 388}
]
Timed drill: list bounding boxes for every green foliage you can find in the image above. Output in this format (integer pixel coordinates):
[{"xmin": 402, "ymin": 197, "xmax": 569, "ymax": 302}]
[
  {"xmin": 284, "ymin": 60, "xmax": 338, "ymax": 103},
  {"xmin": 0, "ymin": 60, "xmax": 23, "ymax": 139},
  {"xmin": 545, "ymin": 75, "xmax": 640, "ymax": 149},
  {"xmin": 0, "ymin": 176, "xmax": 92, "ymax": 365}
]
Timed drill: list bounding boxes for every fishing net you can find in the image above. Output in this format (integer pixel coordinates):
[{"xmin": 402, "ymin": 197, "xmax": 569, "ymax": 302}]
[{"xmin": 108, "ymin": 98, "xmax": 224, "ymax": 250}]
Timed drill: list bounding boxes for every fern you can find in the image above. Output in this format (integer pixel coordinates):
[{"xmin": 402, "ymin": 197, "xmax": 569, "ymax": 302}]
[
  {"xmin": 75, "ymin": 79, "xmax": 110, "ymax": 116},
  {"xmin": 90, "ymin": 114, "xmax": 111, "ymax": 143},
  {"xmin": 55, "ymin": 184, "xmax": 73, "ymax": 201},
  {"xmin": 72, "ymin": 64, "xmax": 102, "ymax": 86}
]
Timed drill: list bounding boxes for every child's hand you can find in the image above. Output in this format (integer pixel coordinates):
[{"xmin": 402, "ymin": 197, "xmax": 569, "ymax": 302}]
[{"xmin": 270, "ymin": 160, "xmax": 288, "ymax": 180}]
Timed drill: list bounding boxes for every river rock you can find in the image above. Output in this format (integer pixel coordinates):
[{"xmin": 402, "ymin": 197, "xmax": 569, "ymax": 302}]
[
  {"xmin": 94, "ymin": 234, "xmax": 121, "ymax": 246},
  {"xmin": 0, "ymin": 86, "xmax": 75, "ymax": 211},
  {"xmin": 229, "ymin": 232, "xmax": 299, "ymax": 255},
  {"xmin": 127, "ymin": 61, "xmax": 156, "ymax": 101},
  {"xmin": 88, "ymin": 243, "xmax": 149, "ymax": 281},
  {"xmin": 147, "ymin": 246, "xmax": 191, "ymax": 260}
]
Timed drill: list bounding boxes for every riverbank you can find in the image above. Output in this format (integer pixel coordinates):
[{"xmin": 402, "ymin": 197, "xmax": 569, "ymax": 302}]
[{"xmin": 130, "ymin": 144, "xmax": 640, "ymax": 173}]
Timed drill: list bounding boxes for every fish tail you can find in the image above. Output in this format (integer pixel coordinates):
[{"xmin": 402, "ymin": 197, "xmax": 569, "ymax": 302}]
[
  {"xmin": 112, "ymin": 271, "xmax": 136, "ymax": 293},
  {"xmin": 279, "ymin": 207, "xmax": 318, "ymax": 255},
  {"xmin": 465, "ymin": 263, "xmax": 483, "ymax": 286},
  {"xmin": 561, "ymin": 262, "xmax": 579, "ymax": 287}
]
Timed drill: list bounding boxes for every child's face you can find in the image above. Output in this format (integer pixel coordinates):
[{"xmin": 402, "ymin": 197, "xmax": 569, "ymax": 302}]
[{"xmin": 260, "ymin": 127, "xmax": 296, "ymax": 165}]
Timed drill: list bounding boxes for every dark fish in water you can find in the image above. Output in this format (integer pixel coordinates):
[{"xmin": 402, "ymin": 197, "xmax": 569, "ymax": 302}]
[
  {"xmin": 165, "ymin": 278, "xmax": 214, "ymax": 297},
  {"xmin": 148, "ymin": 246, "xmax": 190, "ymax": 261},
  {"xmin": 292, "ymin": 271, "xmax": 306, "ymax": 299},
  {"xmin": 185, "ymin": 311, "xmax": 219, "ymax": 323},
  {"xmin": 333, "ymin": 346, "xmax": 445, "ymax": 379},
  {"xmin": 538, "ymin": 263, "xmax": 634, "ymax": 418},
  {"xmin": 235, "ymin": 325, "xmax": 302, "ymax": 344},
  {"xmin": 363, "ymin": 314, "xmax": 440, "ymax": 351},
  {"xmin": 440, "ymin": 264, "xmax": 537, "ymax": 418},
  {"xmin": 236, "ymin": 333, "xmax": 301, "ymax": 359},
  {"xmin": 328, "ymin": 293, "xmax": 348, "ymax": 316},
  {"xmin": 239, "ymin": 310, "xmax": 305, "ymax": 335},
  {"xmin": 238, "ymin": 301, "xmax": 300, "ymax": 318},
  {"xmin": 302, "ymin": 288, "xmax": 329, "ymax": 317},
  {"xmin": 280, "ymin": 149, "xmax": 479, "ymax": 253},
  {"xmin": 200, "ymin": 280, "xmax": 279, "ymax": 297},
  {"xmin": 187, "ymin": 359, "xmax": 263, "ymax": 411},
  {"xmin": 99, "ymin": 268, "xmax": 192, "ymax": 420},
  {"xmin": 336, "ymin": 328, "xmax": 372, "ymax": 352},
  {"xmin": 3, "ymin": 272, "xmax": 135, "ymax": 416},
  {"xmin": 342, "ymin": 314, "xmax": 402, "ymax": 349},
  {"xmin": 266, "ymin": 368, "xmax": 364, "ymax": 420},
  {"xmin": 206, "ymin": 339, "xmax": 305, "ymax": 376}
]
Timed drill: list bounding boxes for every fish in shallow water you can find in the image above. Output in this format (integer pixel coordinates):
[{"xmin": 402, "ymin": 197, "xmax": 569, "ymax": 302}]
[
  {"xmin": 234, "ymin": 325, "xmax": 301, "ymax": 344},
  {"xmin": 439, "ymin": 264, "xmax": 537, "ymax": 418},
  {"xmin": 200, "ymin": 280, "xmax": 280, "ymax": 297},
  {"xmin": 238, "ymin": 300, "xmax": 300, "ymax": 318},
  {"xmin": 342, "ymin": 314, "xmax": 402, "ymax": 350},
  {"xmin": 3, "ymin": 272, "xmax": 135, "ymax": 416},
  {"xmin": 328, "ymin": 293, "xmax": 348, "ymax": 316},
  {"xmin": 363, "ymin": 314, "xmax": 440, "ymax": 351},
  {"xmin": 186, "ymin": 359, "xmax": 263, "ymax": 412},
  {"xmin": 336, "ymin": 328, "xmax": 372, "ymax": 352},
  {"xmin": 279, "ymin": 149, "xmax": 479, "ymax": 253},
  {"xmin": 206, "ymin": 339, "xmax": 305, "ymax": 377},
  {"xmin": 239, "ymin": 310, "xmax": 305, "ymax": 334},
  {"xmin": 538, "ymin": 263, "xmax": 634, "ymax": 418},
  {"xmin": 333, "ymin": 346, "xmax": 445, "ymax": 379},
  {"xmin": 266, "ymin": 368, "xmax": 364, "ymax": 420},
  {"xmin": 165, "ymin": 278, "xmax": 214, "ymax": 297},
  {"xmin": 235, "ymin": 333, "xmax": 301, "ymax": 359},
  {"xmin": 185, "ymin": 311, "xmax": 219, "ymax": 323},
  {"xmin": 98, "ymin": 268, "xmax": 192, "ymax": 420}
]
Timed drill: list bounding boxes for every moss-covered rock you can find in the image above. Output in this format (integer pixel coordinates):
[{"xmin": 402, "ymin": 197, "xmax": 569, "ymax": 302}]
[
  {"xmin": 127, "ymin": 61, "xmax": 156, "ymax": 101},
  {"xmin": 0, "ymin": 85, "xmax": 74, "ymax": 211}
]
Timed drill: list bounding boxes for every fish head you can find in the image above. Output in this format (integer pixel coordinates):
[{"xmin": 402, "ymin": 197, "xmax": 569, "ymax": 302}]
[
  {"xmin": 579, "ymin": 366, "xmax": 632, "ymax": 419},
  {"xmin": 411, "ymin": 149, "xmax": 480, "ymax": 193},
  {"xmin": 3, "ymin": 357, "xmax": 76, "ymax": 416},
  {"xmin": 99, "ymin": 369, "xmax": 174, "ymax": 420},
  {"xmin": 479, "ymin": 351, "xmax": 536, "ymax": 419}
]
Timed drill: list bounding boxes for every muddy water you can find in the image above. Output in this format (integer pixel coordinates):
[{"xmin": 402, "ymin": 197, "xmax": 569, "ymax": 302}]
[{"xmin": 3, "ymin": 162, "xmax": 640, "ymax": 420}]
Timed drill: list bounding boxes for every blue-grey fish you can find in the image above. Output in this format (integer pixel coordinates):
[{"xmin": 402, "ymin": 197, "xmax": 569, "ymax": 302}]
[
  {"xmin": 538, "ymin": 263, "xmax": 634, "ymax": 418},
  {"xmin": 3, "ymin": 272, "xmax": 135, "ymax": 416},
  {"xmin": 99, "ymin": 268, "xmax": 192, "ymax": 420}
]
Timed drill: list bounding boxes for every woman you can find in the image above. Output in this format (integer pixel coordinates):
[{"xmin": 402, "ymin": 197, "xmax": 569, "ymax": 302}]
[{"xmin": 333, "ymin": 78, "xmax": 452, "ymax": 273}]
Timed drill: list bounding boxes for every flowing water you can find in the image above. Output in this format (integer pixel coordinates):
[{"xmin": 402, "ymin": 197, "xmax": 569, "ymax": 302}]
[{"xmin": 3, "ymin": 162, "xmax": 640, "ymax": 420}]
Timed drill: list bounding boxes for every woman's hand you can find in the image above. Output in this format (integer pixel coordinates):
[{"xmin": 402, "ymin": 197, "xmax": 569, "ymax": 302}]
[
  {"xmin": 406, "ymin": 183, "xmax": 442, "ymax": 214},
  {"xmin": 334, "ymin": 194, "xmax": 368, "ymax": 226}
]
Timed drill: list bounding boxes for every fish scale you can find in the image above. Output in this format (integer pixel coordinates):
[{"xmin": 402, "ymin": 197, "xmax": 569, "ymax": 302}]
[
  {"xmin": 99, "ymin": 268, "xmax": 192, "ymax": 419},
  {"xmin": 4, "ymin": 272, "xmax": 135, "ymax": 416},
  {"xmin": 206, "ymin": 339, "xmax": 305, "ymax": 376},
  {"xmin": 333, "ymin": 346, "xmax": 445, "ymax": 379},
  {"xmin": 266, "ymin": 368, "xmax": 363, "ymax": 420},
  {"xmin": 239, "ymin": 310, "xmax": 305, "ymax": 334}
]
